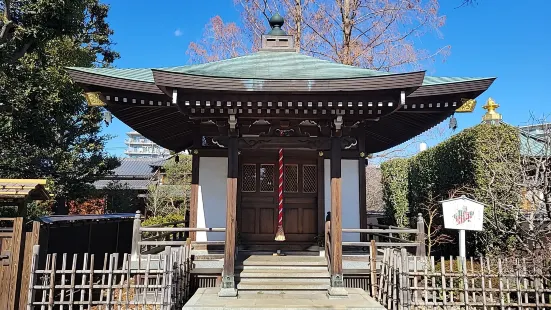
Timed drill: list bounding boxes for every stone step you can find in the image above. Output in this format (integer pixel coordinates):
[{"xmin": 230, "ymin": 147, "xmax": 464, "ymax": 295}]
[
  {"xmin": 238, "ymin": 277, "xmax": 329, "ymax": 285},
  {"xmin": 239, "ymin": 256, "xmax": 327, "ymax": 266},
  {"xmin": 236, "ymin": 269, "xmax": 330, "ymax": 278},
  {"xmin": 236, "ymin": 265, "xmax": 328, "ymax": 271},
  {"xmin": 237, "ymin": 282, "xmax": 330, "ymax": 291}
]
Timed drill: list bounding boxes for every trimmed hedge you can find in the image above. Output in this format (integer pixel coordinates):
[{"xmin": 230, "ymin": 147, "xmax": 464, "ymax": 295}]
[
  {"xmin": 381, "ymin": 158, "xmax": 410, "ymax": 228},
  {"xmin": 381, "ymin": 123, "xmax": 521, "ymax": 255}
]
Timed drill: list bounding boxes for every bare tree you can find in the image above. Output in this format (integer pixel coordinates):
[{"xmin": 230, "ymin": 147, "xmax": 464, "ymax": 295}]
[
  {"xmin": 366, "ymin": 164, "xmax": 384, "ymax": 213},
  {"xmin": 419, "ymin": 190, "xmax": 463, "ymax": 255},
  {"xmin": 188, "ymin": 0, "xmax": 449, "ymax": 72}
]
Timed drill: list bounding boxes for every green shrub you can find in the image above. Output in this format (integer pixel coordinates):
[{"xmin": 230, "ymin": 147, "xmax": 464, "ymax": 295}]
[
  {"xmin": 381, "ymin": 158, "xmax": 410, "ymax": 228},
  {"xmin": 381, "ymin": 123, "xmax": 521, "ymax": 256},
  {"xmin": 142, "ymin": 213, "xmax": 187, "ymax": 227}
]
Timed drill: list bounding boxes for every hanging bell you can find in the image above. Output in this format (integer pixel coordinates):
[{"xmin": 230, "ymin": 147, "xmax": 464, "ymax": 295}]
[
  {"xmin": 449, "ymin": 114, "xmax": 458, "ymax": 131},
  {"xmin": 103, "ymin": 111, "xmax": 112, "ymax": 126}
]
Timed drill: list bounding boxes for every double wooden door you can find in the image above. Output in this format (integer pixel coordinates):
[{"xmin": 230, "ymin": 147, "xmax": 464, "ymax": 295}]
[{"xmin": 238, "ymin": 151, "xmax": 319, "ymax": 246}]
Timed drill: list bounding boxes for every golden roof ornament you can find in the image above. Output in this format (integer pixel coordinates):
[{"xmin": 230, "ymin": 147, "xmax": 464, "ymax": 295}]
[
  {"xmin": 84, "ymin": 92, "xmax": 106, "ymax": 107},
  {"xmin": 456, "ymin": 98, "xmax": 476, "ymax": 113},
  {"xmin": 482, "ymin": 97, "xmax": 502, "ymax": 124}
]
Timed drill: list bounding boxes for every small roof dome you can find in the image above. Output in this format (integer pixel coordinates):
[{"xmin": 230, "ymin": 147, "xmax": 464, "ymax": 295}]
[{"xmin": 268, "ymin": 13, "xmax": 286, "ymax": 36}]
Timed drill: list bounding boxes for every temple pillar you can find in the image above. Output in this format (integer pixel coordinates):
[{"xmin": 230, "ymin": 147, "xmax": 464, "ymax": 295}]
[
  {"xmin": 219, "ymin": 136, "xmax": 238, "ymax": 297},
  {"xmin": 328, "ymin": 136, "xmax": 347, "ymax": 297},
  {"xmin": 189, "ymin": 152, "xmax": 200, "ymax": 241},
  {"xmin": 358, "ymin": 132, "xmax": 367, "ymax": 242}
]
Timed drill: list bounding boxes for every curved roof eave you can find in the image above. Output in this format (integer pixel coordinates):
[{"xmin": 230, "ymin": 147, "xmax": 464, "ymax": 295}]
[
  {"xmin": 67, "ymin": 68, "xmax": 164, "ymax": 95},
  {"xmin": 151, "ymin": 69, "xmax": 426, "ymax": 93}
]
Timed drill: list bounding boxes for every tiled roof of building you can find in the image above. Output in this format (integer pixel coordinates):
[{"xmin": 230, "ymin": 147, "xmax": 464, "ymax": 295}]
[
  {"xmin": 93, "ymin": 158, "xmax": 165, "ymax": 190},
  {"xmin": 110, "ymin": 158, "xmax": 163, "ymax": 177},
  {"xmin": 68, "ymin": 51, "xmax": 491, "ymax": 84}
]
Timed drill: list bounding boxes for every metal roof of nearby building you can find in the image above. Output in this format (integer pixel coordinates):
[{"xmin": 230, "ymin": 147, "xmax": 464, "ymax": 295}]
[
  {"xmin": 38, "ymin": 213, "xmax": 136, "ymax": 224},
  {"xmin": 68, "ymin": 51, "xmax": 491, "ymax": 85},
  {"xmin": 92, "ymin": 179, "xmax": 152, "ymax": 190},
  {"xmin": 520, "ymin": 131, "xmax": 548, "ymax": 157}
]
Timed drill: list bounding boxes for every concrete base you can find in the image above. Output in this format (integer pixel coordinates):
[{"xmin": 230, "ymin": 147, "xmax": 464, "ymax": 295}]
[
  {"xmin": 185, "ymin": 287, "xmax": 385, "ymax": 309},
  {"xmin": 327, "ymin": 286, "xmax": 349, "ymax": 298},
  {"xmin": 217, "ymin": 287, "xmax": 238, "ymax": 298}
]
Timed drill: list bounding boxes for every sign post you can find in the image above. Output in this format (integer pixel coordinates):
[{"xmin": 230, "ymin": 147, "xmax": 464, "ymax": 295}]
[{"xmin": 441, "ymin": 195, "xmax": 484, "ymax": 257}]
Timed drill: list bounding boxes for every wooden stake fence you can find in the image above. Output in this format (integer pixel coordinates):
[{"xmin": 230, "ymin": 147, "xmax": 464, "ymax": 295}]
[
  {"xmin": 377, "ymin": 248, "xmax": 551, "ymax": 310},
  {"xmin": 27, "ymin": 241, "xmax": 193, "ymax": 309}
]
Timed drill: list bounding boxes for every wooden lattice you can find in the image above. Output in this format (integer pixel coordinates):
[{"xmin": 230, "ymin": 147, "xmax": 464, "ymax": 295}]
[
  {"xmin": 242, "ymin": 164, "xmax": 256, "ymax": 192},
  {"xmin": 303, "ymin": 164, "xmax": 317, "ymax": 193},
  {"xmin": 284, "ymin": 164, "xmax": 298, "ymax": 192},
  {"xmin": 260, "ymin": 164, "xmax": 275, "ymax": 192}
]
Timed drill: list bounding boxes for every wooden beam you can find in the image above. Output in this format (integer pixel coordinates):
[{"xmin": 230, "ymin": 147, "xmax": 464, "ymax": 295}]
[
  {"xmin": 220, "ymin": 137, "xmax": 238, "ymax": 296},
  {"xmin": 189, "ymin": 153, "xmax": 200, "ymax": 241}
]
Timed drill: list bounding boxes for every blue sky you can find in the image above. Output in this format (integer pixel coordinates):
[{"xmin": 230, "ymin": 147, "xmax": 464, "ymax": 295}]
[{"xmin": 99, "ymin": 0, "xmax": 551, "ymax": 156}]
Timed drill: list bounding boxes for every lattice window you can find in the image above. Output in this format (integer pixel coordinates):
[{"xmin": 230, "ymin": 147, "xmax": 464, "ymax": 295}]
[
  {"xmin": 260, "ymin": 164, "xmax": 275, "ymax": 192},
  {"xmin": 242, "ymin": 164, "xmax": 256, "ymax": 192},
  {"xmin": 284, "ymin": 164, "xmax": 298, "ymax": 192},
  {"xmin": 303, "ymin": 165, "xmax": 317, "ymax": 193}
]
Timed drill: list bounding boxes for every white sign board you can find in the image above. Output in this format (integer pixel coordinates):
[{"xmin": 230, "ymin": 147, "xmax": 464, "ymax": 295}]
[{"xmin": 441, "ymin": 196, "xmax": 484, "ymax": 231}]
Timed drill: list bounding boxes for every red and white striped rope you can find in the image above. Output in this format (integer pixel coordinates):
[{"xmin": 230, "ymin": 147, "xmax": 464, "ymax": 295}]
[{"xmin": 278, "ymin": 148, "xmax": 284, "ymax": 228}]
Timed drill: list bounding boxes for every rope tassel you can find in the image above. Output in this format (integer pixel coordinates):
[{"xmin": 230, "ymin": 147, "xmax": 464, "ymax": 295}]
[{"xmin": 275, "ymin": 148, "xmax": 286, "ymax": 241}]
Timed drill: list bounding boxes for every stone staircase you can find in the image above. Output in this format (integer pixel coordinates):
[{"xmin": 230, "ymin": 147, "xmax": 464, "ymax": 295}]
[{"xmin": 235, "ymin": 254, "xmax": 330, "ymax": 292}]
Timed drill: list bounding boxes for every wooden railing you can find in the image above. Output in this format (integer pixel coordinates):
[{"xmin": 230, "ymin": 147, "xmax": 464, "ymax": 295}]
[
  {"xmin": 131, "ymin": 211, "xmax": 226, "ymax": 257},
  {"xmin": 325, "ymin": 212, "xmax": 426, "ymax": 274},
  {"xmin": 341, "ymin": 213, "xmax": 426, "ymax": 256}
]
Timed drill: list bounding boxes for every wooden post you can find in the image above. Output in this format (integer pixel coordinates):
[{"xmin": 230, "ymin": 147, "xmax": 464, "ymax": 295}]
[
  {"xmin": 219, "ymin": 136, "xmax": 238, "ymax": 297},
  {"xmin": 370, "ymin": 240, "xmax": 378, "ymax": 297},
  {"xmin": 20, "ymin": 222, "xmax": 41, "ymax": 309},
  {"xmin": 189, "ymin": 153, "xmax": 200, "ymax": 241},
  {"xmin": 131, "ymin": 211, "xmax": 142, "ymax": 259},
  {"xmin": 400, "ymin": 248, "xmax": 410, "ymax": 310},
  {"xmin": 415, "ymin": 213, "xmax": 426, "ymax": 257},
  {"xmin": 25, "ymin": 245, "xmax": 40, "ymax": 310},
  {"xmin": 328, "ymin": 136, "xmax": 347, "ymax": 297},
  {"xmin": 358, "ymin": 132, "xmax": 367, "ymax": 242},
  {"xmin": 8, "ymin": 217, "xmax": 24, "ymax": 309}
]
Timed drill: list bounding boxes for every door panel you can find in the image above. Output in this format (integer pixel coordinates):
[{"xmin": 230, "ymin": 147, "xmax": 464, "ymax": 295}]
[
  {"xmin": 240, "ymin": 209, "xmax": 256, "ymax": 233},
  {"xmin": 259, "ymin": 208, "xmax": 275, "ymax": 234},
  {"xmin": 238, "ymin": 151, "xmax": 319, "ymax": 246}
]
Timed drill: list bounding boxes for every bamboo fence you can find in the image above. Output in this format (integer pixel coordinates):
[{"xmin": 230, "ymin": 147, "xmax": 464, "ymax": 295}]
[
  {"xmin": 377, "ymin": 248, "xmax": 551, "ymax": 310},
  {"xmin": 27, "ymin": 243, "xmax": 193, "ymax": 310}
]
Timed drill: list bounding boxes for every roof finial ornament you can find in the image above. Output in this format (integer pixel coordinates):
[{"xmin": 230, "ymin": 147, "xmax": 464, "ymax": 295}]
[
  {"xmin": 482, "ymin": 97, "xmax": 502, "ymax": 125},
  {"xmin": 268, "ymin": 13, "xmax": 286, "ymax": 36}
]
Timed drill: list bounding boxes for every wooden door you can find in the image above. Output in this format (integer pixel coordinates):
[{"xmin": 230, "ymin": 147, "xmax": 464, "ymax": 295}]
[{"xmin": 238, "ymin": 151, "xmax": 319, "ymax": 246}]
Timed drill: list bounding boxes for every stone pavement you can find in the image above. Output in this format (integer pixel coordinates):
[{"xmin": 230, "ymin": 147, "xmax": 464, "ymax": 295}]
[{"xmin": 183, "ymin": 288, "xmax": 386, "ymax": 309}]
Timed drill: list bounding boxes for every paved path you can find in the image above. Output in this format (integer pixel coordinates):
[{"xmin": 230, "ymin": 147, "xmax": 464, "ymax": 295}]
[{"xmin": 184, "ymin": 287, "xmax": 386, "ymax": 309}]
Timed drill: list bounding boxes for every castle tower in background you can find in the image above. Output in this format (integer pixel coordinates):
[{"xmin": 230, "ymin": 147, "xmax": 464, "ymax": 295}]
[{"xmin": 124, "ymin": 131, "xmax": 169, "ymax": 158}]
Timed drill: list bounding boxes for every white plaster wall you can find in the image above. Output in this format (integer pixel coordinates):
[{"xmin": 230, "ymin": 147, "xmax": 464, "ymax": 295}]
[
  {"xmin": 197, "ymin": 157, "xmax": 227, "ymax": 241},
  {"xmin": 324, "ymin": 159, "xmax": 360, "ymax": 242}
]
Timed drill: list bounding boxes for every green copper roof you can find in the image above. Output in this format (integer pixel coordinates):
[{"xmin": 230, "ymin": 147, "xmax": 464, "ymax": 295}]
[
  {"xmin": 68, "ymin": 51, "xmax": 493, "ymax": 85},
  {"xmin": 157, "ymin": 51, "xmax": 392, "ymax": 80},
  {"xmin": 520, "ymin": 132, "xmax": 548, "ymax": 157}
]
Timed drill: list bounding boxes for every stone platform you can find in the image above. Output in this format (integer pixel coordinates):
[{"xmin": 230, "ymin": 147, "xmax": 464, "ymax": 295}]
[{"xmin": 183, "ymin": 288, "xmax": 386, "ymax": 309}]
